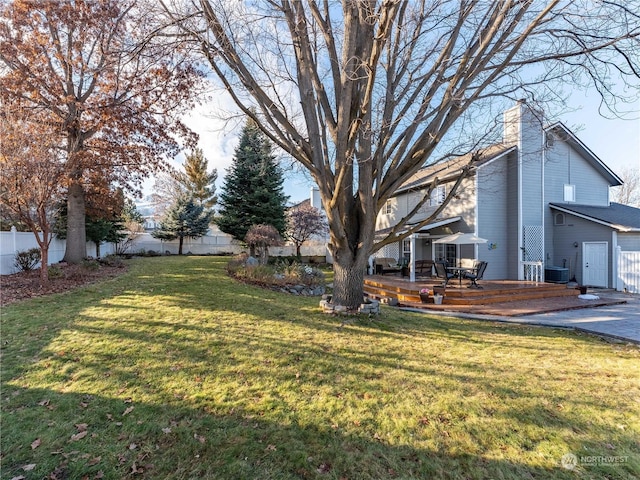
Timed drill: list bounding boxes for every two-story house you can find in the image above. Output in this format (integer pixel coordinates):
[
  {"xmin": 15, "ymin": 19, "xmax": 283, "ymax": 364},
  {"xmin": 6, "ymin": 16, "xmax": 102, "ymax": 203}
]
[{"xmin": 374, "ymin": 101, "xmax": 640, "ymax": 290}]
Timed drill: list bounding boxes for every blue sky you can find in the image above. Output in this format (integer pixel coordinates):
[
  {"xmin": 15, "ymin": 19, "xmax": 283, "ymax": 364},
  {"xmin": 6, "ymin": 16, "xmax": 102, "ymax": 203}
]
[{"xmin": 171, "ymin": 88, "xmax": 639, "ymax": 206}]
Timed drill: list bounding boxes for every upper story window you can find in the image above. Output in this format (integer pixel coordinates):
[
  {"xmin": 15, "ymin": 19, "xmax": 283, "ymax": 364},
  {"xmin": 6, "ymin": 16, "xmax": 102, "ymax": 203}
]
[
  {"xmin": 384, "ymin": 199, "xmax": 393, "ymax": 215},
  {"xmin": 563, "ymin": 184, "xmax": 575, "ymax": 202},
  {"xmin": 428, "ymin": 185, "xmax": 446, "ymax": 206}
]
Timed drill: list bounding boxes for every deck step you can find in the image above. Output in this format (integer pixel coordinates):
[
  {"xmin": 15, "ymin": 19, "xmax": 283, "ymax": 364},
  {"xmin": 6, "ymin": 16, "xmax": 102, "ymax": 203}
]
[{"xmin": 364, "ymin": 277, "xmax": 580, "ymax": 306}]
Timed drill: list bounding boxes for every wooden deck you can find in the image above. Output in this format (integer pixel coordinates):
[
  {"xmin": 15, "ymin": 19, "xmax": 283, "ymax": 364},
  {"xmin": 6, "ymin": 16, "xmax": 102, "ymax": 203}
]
[{"xmin": 362, "ymin": 274, "xmax": 622, "ymax": 316}]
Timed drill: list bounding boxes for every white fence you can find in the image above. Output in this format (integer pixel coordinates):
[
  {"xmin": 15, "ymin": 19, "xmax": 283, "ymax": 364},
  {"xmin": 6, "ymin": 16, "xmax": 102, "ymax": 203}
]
[
  {"xmin": 617, "ymin": 247, "xmax": 640, "ymax": 294},
  {"xmin": 1, "ymin": 229, "xmax": 329, "ymax": 275},
  {"xmin": 0, "ymin": 228, "xmax": 116, "ymax": 275}
]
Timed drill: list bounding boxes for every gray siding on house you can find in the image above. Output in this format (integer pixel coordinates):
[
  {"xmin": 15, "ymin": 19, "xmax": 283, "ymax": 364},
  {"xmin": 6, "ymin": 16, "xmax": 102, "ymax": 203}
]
[
  {"xmin": 544, "ymin": 139, "xmax": 610, "ymax": 207},
  {"xmin": 477, "ymin": 155, "xmax": 511, "ymax": 279},
  {"xmin": 543, "ymin": 136, "xmax": 613, "ymax": 275},
  {"xmin": 506, "ymin": 154, "xmax": 520, "ymax": 279},
  {"xmin": 375, "ymin": 177, "xmax": 477, "ymax": 244},
  {"xmin": 519, "ymin": 110, "xmax": 544, "ymax": 227},
  {"xmin": 617, "ymin": 233, "xmax": 640, "ymax": 251},
  {"xmin": 551, "ymin": 212, "xmax": 614, "ymax": 287}
]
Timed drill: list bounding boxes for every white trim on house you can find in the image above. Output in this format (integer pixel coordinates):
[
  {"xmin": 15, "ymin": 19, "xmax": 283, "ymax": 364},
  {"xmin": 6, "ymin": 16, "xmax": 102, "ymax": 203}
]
[{"xmin": 476, "ymin": 146, "xmax": 518, "ymax": 170}]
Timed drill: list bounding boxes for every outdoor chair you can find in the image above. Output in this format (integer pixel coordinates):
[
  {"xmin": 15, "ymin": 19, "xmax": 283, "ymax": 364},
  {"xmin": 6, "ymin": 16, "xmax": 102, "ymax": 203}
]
[
  {"xmin": 434, "ymin": 261, "xmax": 455, "ymax": 287},
  {"xmin": 464, "ymin": 261, "xmax": 488, "ymax": 288}
]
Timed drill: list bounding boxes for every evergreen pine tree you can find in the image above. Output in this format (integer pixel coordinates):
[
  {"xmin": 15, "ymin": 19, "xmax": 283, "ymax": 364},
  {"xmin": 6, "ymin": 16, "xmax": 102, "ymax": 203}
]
[
  {"xmin": 152, "ymin": 195, "xmax": 212, "ymax": 254},
  {"xmin": 176, "ymin": 148, "xmax": 218, "ymax": 209},
  {"xmin": 217, "ymin": 118, "xmax": 288, "ymax": 242}
]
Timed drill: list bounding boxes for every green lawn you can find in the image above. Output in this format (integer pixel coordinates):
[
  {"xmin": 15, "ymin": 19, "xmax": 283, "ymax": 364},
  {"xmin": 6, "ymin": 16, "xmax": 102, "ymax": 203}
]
[{"xmin": 1, "ymin": 256, "xmax": 638, "ymax": 480}]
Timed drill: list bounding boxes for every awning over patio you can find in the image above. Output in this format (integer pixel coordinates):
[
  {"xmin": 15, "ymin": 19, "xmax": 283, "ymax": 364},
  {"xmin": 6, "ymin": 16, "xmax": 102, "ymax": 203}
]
[{"xmin": 374, "ymin": 216, "xmax": 461, "ymax": 240}]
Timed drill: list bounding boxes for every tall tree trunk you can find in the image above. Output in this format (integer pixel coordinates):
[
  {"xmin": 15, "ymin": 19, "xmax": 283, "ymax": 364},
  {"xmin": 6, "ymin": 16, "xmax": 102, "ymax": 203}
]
[
  {"xmin": 95, "ymin": 242, "xmax": 101, "ymax": 258},
  {"xmin": 63, "ymin": 181, "xmax": 86, "ymax": 263},
  {"xmin": 332, "ymin": 253, "xmax": 367, "ymax": 311},
  {"xmin": 178, "ymin": 236, "xmax": 184, "ymax": 255}
]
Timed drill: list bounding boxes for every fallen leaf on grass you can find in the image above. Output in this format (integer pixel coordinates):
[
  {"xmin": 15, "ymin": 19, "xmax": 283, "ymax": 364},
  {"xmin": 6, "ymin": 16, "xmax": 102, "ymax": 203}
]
[
  {"xmin": 265, "ymin": 444, "xmax": 276, "ymax": 451},
  {"xmin": 22, "ymin": 464, "xmax": 36, "ymax": 471},
  {"xmin": 75, "ymin": 423, "xmax": 88, "ymax": 431},
  {"xmin": 38, "ymin": 399, "xmax": 50, "ymax": 406},
  {"xmin": 10, "ymin": 475, "xmax": 26, "ymax": 480},
  {"xmin": 129, "ymin": 443, "xmax": 138, "ymax": 450},
  {"xmin": 122, "ymin": 406, "xmax": 134, "ymax": 416},
  {"xmin": 31, "ymin": 438, "xmax": 41, "ymax": 449},
  {"xmin": 161, "ymin": 427, "xmax": 171, "ymax": 434},
  {"xmin": 193, "ymin": 433, "xmax": 206, "ymax": 444},
  {"xmin": 94, "ymin": 471, "xmax": 104, "ymax": 479},
  {"xmin": 70, "ymin": 431, "xmax": 88, "ymax": 441},
  {"xmin": 87, "ymin": 456, "xmax": 101, "ymax": 466}
]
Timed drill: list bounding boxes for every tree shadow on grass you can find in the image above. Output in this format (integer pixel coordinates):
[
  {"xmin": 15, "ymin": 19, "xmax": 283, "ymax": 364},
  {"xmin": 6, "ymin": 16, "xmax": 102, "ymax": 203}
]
[
  {"xmin": 5, "ymin": 386, "xmax": 636, "ymax": 480},
  {"xmin": 2, "ymin": 256, "xmax": 638, "ymax": 479}
]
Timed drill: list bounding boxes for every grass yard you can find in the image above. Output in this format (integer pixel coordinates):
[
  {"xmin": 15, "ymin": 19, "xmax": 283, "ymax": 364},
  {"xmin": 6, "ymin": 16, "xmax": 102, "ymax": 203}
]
[{"xmin": 1, "ymin": 256, "xmax": 638, "ymax": 480}]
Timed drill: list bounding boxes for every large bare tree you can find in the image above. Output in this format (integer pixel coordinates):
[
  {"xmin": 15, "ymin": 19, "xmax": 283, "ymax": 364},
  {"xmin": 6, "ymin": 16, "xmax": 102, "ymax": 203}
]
[
  {"xmin": 162, "ymin": 0, "xmax": 639, "ymax": 310},
  {"xmin": 0, "ymin": 0, "xmax": 203, "ymax": 263},
  {"xmin": 611, "ymin": 167, "xmax": 640, "ymax": 207}
]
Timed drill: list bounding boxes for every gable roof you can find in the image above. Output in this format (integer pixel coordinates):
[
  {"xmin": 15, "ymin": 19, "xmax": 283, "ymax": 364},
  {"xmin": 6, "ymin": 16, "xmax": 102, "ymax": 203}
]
[
  {"xmin": 544, "ymin": 122, "xmax": 623, "ymax": 186},
  {"xmin": 394, "ymin": 144, "xmax": 517, "ymax": 195},
  {"xmin": 392, "ymin": 121, "xmax": 623, "ymax": 197},
  {"xmin": 549, "ymin": 202, "xmax": 640, "ymax": 232},
  {"xmin": 290, "ymin": 198, "xmax": 310, "ymax": 209}
]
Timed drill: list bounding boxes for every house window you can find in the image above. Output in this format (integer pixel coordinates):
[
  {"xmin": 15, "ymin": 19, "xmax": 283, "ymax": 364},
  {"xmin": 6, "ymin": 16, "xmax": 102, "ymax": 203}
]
[
  {"xmin": 554, "ymin": 213, "xmax": 565, "ymax": 225},
  {"xmin": 563, "ymin": 184, "xmax": 575, "ymax": 202},
  {"xmin": 384, "ymin": 199, "xmax": 393, "ymax": 215},
  {"xmin": 402, "ymin": 238, "xmax": 411, "ymax": 260},
  {"xmin": 435, "ymin": 243, "xmax": 456, "ymax": 265},
  {"xmin": 429, "ymin": 185, "xmax": 446, "ymax": 206}
]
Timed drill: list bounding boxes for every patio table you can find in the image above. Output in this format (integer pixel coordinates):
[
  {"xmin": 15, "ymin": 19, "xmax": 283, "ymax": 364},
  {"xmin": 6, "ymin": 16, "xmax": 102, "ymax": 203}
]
[{"xmin": 446, "ymin": 266, "xmax": 474, "ymax": 287}]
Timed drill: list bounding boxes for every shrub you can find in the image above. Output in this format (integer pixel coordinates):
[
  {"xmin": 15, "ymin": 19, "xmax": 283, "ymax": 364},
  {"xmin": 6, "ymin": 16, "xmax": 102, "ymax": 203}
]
[
  {"xmin": 225, "ymin": 253, "xmax": 248, "ymax": 275},
  {"xmin": 99, "ymin": 254, "xmax": 124, "ymax": 268},
  {"xmin": 82, "ymin": 257, "xmax": 100, "ymax": 271},
  {"xmin": 227, "ymin": 254, "xmax": 325, "ymax": 293},
  {"xmin": 14, "ymin": 248, "xmax": 40, "ymax": 272},
  {"xmin": 48, "ymin": 265, "xmax": 63, "ymax": 279}
]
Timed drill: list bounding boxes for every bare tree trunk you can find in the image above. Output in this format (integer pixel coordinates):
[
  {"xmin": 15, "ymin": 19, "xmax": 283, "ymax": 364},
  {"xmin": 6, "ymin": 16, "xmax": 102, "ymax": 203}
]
[
  {"xmin": 332, "ymin": 253, "xmax": 367, "ymax": 312},
  {"xmin": 39, "ymin": 244, "xmax": 49, "ymax": 287},
  {"xmin": 178, "ymin": 236, "xmax": 184, "ymax": 255},
  {"xmin": 63, "ymin": 181, "xmax": 87, "ymax": 263}
]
